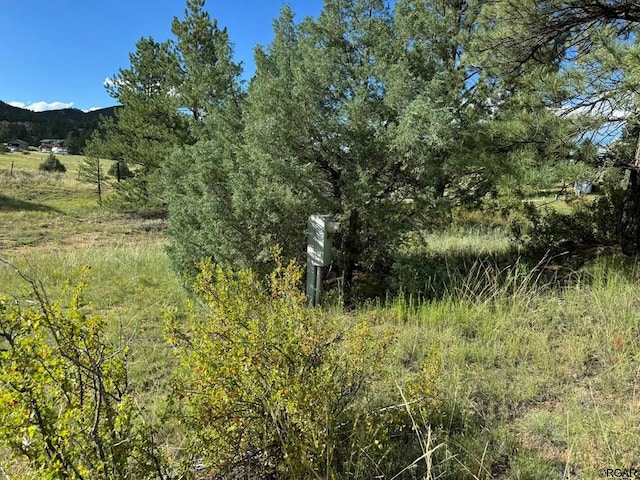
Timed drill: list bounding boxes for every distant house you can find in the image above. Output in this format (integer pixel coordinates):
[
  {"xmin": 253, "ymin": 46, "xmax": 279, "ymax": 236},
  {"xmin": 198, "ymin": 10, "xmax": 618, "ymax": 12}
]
[
  {"xmin": 39, "ymin": 139, "xmax": 65, "ymax": 153},
  {"xmin": 7, "ymin": 139, "xmax": 29, "ymax": 151}
]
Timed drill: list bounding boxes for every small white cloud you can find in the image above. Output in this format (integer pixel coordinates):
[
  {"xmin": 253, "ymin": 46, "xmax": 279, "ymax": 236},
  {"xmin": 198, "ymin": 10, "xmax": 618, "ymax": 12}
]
[
  {"xmin": 87, "ymin": 107, "xmax": 103, "ymax": 112},
  {"xmin": 8, "ymin": 100, "xmax": 74, "ymax": 112}
]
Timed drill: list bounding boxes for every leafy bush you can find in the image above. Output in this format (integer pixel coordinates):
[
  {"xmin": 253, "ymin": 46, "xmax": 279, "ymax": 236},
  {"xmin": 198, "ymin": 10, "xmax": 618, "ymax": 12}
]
[
  {"xmin": 38, "ymin": 154, "xmax": 66, "ymax": 173},
  {"xmin": 0, "ymin": 266, "xmax": 168, "ymax": 479},
  {"xmin": 165, "ymin": 252, "xmax": 408, "ymax": 478}
]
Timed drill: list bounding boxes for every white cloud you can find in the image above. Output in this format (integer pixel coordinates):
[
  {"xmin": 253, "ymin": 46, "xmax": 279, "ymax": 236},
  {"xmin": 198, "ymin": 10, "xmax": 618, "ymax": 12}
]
[{"xmin": 9, "ymin": 100, "xmax": 75, "ymax": 112}]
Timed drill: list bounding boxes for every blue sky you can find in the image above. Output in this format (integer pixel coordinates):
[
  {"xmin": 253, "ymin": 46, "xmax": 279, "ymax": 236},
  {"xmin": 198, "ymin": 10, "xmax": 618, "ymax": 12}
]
[{"xmin": 2, "ymin": 0, "xmax": 323, "ymax": 112}]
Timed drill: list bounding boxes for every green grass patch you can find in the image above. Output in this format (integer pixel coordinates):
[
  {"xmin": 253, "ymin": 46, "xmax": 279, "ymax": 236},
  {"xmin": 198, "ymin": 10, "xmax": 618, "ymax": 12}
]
[
  {"xmin": 374, "ymin": 256, "xmax": 640, "ymax": 478},
  {"xmin": 0, "ymin": 151, "xmax": 95, "ymax": 177}
]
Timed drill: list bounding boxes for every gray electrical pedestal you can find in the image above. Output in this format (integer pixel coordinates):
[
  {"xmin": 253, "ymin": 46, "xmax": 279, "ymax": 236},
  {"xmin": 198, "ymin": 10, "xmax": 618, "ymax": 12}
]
[{"xmin": 306, "ymin": 214, "xmax": 340, "ymax": 306}]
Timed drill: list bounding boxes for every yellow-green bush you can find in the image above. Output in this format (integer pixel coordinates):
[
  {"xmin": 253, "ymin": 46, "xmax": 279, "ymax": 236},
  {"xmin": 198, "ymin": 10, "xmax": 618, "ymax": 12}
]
[
  {"xmin": 0, "ymin": 267, "xmax": 167, "ymax": 479},
  {"xmin": 165, "ymin": 254, "xmax": 400, "ymax": 479}
]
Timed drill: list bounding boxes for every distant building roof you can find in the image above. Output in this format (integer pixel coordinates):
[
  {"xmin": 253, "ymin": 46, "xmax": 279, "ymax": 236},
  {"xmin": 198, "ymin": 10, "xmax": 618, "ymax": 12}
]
[{"xmin": 7, "ymin": 139, "xmax": 29, "ymax": 150}]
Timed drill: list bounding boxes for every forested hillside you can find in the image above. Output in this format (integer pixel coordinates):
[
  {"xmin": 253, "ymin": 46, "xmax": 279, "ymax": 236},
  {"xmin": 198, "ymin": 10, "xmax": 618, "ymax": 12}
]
[{"xmin": 0, "ymin": 101, "xmax": 117, "ymax": 153}]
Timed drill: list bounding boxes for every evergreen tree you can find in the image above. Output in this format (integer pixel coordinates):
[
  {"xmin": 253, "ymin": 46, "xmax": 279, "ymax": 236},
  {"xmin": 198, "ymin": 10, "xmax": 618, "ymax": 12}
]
[
  {"xmin": 78, "ymin": 156, "xmax": 106, "ymax": 204},
  {"xmin": 65, "ymin": 129, "xmax": 82, "ymax": 154},
  {"xmin": 166, "ymin": 2, "xmax": 403, "ymax": 289},
  {"xmin": 481, "ymin": 0, "xmax": 640, "ymax": 253},
  {"xmin": 161, "ymin": 1, "xmax": 245, "ymax": 274},
  {"xmin": 163, "ymin": 0, "xmax": 577, "ymax": 298},
  {"xmin": 39, "ymin": 154, "xmax": 66, "ymax": 173},
  {"xmin": 171, "ymin": 0, "xmax": 243, "ymax": 136},
  {"xmin": 88, "ymin": 0, "xmax": 244, "ymax": 216},
  {"xmin": 86, "ymin": 37, "xmax": 189, "ymax": 214},
  {"xmin": 391, "ymin": 0, "xmax": 580, "ymax": 203}
]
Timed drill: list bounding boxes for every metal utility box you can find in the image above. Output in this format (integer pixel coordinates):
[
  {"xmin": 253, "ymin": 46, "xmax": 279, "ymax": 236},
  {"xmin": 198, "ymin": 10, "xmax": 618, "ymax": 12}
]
[
  {"xmin": 306, "ymin": 214, "xmax": 340, "ymax": 306},
  {"xmin": 307, "ymin": 214, "xmax": 340, "ymax": 267}
]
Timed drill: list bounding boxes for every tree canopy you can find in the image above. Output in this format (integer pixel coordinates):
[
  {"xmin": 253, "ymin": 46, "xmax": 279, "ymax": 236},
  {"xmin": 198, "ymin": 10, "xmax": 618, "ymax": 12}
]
[
  {"xmin": 89, "ymin": 0, "xmax": 621, "ymax": 297},
  {"xmin": 481, "ymin": 0, "xmax": 640, "ymax": 253},
  {"xmin": 85, "ymin": 0, "xmax": 241, "ymax": 214},
  {"xmin": 162, "ymin": 0, "xmax": 580, "ymax": 298}
]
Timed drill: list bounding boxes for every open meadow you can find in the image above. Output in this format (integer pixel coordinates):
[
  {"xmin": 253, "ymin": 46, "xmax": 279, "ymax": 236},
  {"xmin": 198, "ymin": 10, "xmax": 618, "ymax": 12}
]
[{"xmin": 1, "ymin": 152, "xmax": 639, "ymax": 479}]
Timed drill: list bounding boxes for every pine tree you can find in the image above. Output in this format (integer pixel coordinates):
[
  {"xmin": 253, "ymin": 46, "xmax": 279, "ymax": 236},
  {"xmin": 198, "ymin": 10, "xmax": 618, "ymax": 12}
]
[
  {"xmin": 77, "ymin": 156, "xmax": 105, "ymax": 204},
  {"xmin": 163, "ymin": 0, "xmax": 577, "ymax": 298},
  {"xmin": 86, "ymin": 37, "xmax": 189, "ymax": 214},
  {"xmin": 227, "ymin": 1, "xmax": 402, "ymax": 293},
  {"xmin": 238, "ymin": 0, "xmax": 574, "ymax": 293},
  {"xmin": 171, "ymin": 0, "xmax": 243, "ymax": 136},
  {"xmin": 482, "ymin": 0, "xmax": 640, "ymax": 253},
  {"xmin": 88, "ymin": 0, "xmax": 244, "ymax": 216},
  {"xmin": 161, "ymin": 1, "xmax": 245, "ymax": 275}
]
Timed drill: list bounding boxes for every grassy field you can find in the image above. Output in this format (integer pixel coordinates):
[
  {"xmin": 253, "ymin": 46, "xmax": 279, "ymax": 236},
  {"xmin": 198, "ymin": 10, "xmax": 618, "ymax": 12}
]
[
  {"xmin": 0, "ymin": 153, "xmax": 638, "ymax": 479},
  {"xmin": 0, "ymin": 152, "xmax": 178, "ymax": 414}
]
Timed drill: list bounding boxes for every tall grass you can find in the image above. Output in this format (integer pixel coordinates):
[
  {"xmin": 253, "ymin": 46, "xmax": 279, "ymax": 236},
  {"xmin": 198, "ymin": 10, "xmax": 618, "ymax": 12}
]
[
  {"xmin": 379, "ymin": 255, "xmax": 640, "ymax": 479},
  {"xmin": 387, "ymin": 226, "xmax": 517, "ymax": 299}
]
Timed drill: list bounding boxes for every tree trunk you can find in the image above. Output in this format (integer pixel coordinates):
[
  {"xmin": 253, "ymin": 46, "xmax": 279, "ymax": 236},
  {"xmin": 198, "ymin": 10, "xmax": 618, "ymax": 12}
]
[
  {"xmin": 97, "ymin": 159, "xmax": 102, "ymax": 206},
  {"xmin": 342, "ymin": 209, "xmax": 359, "ymax": 305},
  {"xmin": 620, "ymin": 133, "xmax": 640, "ymax": 255}
]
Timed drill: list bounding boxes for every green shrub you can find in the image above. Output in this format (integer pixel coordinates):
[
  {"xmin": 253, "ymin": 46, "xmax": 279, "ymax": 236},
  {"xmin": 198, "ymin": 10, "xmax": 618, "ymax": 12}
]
[
  {"xmin": 38, "ymin": 154, "xmax": 66, "ymax": 173},
  {"xmin": 0, "ymin": 266, "xmax": 168, "ymax": 479},
  {"xmin": 165, "ymin": 251, "xmax": 407, "ymax": 478}
]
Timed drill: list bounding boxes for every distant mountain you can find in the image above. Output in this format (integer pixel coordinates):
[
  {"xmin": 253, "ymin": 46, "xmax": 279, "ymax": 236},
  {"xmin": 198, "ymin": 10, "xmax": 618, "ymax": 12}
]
[{"xmin": 0, "ymin": 101, "xmax": 118, "ymax": 153}]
